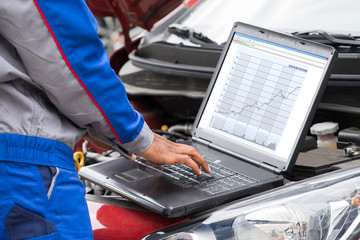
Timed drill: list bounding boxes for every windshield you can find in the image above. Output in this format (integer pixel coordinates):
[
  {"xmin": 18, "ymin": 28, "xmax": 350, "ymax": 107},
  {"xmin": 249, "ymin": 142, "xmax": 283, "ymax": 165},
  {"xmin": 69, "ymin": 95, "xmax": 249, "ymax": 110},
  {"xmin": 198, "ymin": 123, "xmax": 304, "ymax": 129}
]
[{"xmin": 166, "ymin": 0, "xmax": 360, "ymax": 45}]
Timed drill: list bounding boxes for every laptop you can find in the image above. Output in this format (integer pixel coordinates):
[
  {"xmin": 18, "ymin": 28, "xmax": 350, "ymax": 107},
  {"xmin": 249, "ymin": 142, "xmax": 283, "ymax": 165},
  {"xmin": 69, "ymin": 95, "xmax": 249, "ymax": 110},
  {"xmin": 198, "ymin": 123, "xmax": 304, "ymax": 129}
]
[{"xmin": 79, "ymin": 22, "xmax": 337, "ymax": 217}]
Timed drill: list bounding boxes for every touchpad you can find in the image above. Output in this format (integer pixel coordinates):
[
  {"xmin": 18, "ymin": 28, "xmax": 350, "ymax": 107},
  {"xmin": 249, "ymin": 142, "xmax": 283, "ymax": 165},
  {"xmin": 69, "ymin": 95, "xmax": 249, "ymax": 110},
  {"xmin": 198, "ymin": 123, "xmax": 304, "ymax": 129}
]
[{"xmin": 115, "ymin": 169, "xmax": 153, "ymax": 182}]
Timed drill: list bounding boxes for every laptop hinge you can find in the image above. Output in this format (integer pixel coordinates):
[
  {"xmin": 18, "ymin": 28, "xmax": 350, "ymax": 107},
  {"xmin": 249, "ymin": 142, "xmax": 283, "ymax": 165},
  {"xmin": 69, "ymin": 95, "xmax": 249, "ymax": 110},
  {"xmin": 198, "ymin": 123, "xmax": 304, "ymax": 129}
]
[
  {"xmin": 192, "ymin": 136, "xmax": 211, "ymax": 147},
  {"xmin": 259, "ymin": 162, "xmax": 282, "ymax": 174},
  {"xmin": 193, "ymin": 137, "xmax": 282, "ymax": 174}
]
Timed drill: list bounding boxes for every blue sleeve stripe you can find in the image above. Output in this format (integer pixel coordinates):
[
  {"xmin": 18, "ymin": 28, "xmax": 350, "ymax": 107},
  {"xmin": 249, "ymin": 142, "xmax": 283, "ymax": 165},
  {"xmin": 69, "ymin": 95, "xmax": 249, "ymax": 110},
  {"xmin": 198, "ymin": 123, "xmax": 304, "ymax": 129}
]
[{"xmin": 33, "ymin": 0, "xmax": 145, "ymax": 144}]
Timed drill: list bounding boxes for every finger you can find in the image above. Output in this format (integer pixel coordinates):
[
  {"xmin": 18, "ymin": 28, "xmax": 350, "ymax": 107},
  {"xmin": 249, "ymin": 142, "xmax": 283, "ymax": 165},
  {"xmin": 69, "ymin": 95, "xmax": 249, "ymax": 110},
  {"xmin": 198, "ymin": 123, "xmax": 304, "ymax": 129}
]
[
  {"xmin": 197, "ymin": 158, "xmax": 211, "ymax": 173},
  {"xmin": 148, "ymin": 150, "xmax": 203, "ymax": 175},
  {"xmin": 169, "ymin": 144, "xmax": 211, "ymax": 173},
  {"xmin": 189, "ymin": 151, "xmax": 211, "ymax": 173},
  {"xmin": 141, "ymin": 133, "xmax": 211, "ymax": 174},
  {"xmin": 182, "ymin": 155, "xmax": 202, "ymax": 175}
]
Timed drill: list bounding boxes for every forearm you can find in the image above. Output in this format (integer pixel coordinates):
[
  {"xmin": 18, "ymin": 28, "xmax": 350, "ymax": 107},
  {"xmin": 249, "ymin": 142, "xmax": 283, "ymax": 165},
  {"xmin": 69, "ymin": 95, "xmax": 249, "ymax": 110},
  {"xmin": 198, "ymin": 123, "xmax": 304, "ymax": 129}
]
[{"xmin": 0, "ymin": 0, "xmax": 153, "ymax": 153}]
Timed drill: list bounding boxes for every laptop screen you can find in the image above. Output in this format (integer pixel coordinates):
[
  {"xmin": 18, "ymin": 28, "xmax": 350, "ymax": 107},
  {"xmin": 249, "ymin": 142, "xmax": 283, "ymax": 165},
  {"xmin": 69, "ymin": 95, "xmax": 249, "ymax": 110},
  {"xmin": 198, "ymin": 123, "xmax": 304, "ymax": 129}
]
[{"xmin": 195, "ymin": 26, "xmax": 332, "ymax": 171}]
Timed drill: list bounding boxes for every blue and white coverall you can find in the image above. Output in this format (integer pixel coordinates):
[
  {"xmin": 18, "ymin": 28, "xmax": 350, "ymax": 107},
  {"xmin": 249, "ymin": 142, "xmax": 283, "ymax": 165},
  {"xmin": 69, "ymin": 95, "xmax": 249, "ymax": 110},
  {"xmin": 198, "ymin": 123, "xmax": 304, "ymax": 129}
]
[{"xmin": 0, "ymin": 0, "xmax": 154, "ymax": 239}]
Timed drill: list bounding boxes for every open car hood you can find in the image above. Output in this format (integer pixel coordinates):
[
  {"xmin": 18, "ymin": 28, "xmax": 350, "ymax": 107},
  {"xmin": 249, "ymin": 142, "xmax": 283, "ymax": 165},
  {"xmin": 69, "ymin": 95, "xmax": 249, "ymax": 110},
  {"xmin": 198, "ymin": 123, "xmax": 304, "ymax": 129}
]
[{"xmin": 86, "ymin": 0, "xmax": 183, "ymax": 52}]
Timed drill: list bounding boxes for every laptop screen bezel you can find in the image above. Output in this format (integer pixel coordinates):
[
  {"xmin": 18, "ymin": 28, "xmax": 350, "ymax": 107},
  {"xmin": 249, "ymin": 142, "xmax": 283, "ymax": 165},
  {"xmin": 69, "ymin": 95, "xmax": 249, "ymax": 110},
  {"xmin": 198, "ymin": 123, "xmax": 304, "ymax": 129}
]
[{"xmin": 192, "ymin": 22, "xmax": 337, "ymax": 173}]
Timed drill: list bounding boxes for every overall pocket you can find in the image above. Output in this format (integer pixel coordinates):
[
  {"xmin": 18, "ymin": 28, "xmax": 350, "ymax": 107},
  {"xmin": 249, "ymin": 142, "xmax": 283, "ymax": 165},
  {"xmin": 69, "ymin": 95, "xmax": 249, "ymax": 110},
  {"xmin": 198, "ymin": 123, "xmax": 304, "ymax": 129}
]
[
  {"xmin": 37, "ymin": 166, "xmax": 59, "ymax": 199},
  {"xmin": 5, "ymin": 203, "xmax": 57, "ymax": 240},
  {"xmin": 3, "ymin": 164, "xmax": 59, "ymax": 240}
]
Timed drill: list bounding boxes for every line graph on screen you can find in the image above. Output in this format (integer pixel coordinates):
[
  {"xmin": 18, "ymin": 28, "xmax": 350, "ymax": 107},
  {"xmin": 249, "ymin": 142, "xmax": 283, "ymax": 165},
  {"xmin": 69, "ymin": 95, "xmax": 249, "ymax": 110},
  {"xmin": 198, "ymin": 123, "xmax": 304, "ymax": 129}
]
[{"xmin": 209, "ymin": 52, "xmax": 307, "ymax": 150}]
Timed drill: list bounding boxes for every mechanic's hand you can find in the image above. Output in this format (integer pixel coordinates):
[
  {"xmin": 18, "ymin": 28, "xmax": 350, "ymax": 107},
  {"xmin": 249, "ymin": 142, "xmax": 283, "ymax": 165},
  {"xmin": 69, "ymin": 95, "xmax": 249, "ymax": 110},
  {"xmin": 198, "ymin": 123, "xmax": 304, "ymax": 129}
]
[{"xmin": 138, "ymin": 133, "xmax": 211, "ymax": 175}]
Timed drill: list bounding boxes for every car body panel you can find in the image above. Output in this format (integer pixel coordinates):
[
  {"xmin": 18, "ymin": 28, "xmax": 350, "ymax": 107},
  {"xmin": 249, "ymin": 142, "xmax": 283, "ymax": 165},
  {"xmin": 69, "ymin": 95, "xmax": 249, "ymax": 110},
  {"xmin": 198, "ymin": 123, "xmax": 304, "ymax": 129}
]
[
  {"xmin": 87, "ymin": 196, "xmax": 188, "ymax": 239},
  {"xmin": 83, "ymin": 0, "xmax": 360, "ymax": 238}
]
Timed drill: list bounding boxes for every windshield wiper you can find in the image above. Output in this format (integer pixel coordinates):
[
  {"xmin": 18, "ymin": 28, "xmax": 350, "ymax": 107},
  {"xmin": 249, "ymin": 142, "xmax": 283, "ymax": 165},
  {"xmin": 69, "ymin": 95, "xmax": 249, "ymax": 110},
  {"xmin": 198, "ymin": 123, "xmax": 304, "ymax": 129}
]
[
  {"xmin": 168, "ymin": 24, "xmax": 221, "ymax": 48},
  {"xmin": 292, "ymin": 30, "xmax": 360, "ymax": 47}
]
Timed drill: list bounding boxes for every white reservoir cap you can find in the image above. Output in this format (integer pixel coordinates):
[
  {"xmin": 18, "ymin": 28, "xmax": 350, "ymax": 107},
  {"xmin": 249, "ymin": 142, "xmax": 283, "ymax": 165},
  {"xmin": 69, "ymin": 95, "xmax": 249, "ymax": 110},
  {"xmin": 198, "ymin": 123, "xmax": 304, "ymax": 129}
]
[{"xmin": 310, "ymin": 122, "xmax": 339, "ymax": 135}]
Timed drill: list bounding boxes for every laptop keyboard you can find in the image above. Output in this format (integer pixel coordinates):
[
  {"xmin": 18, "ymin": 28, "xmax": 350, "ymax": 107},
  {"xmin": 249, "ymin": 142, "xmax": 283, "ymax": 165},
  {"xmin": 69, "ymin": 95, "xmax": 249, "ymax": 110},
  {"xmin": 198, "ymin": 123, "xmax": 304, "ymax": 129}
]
[{"xmin": 135, "ymin": 157, "xmax": 259, "ymax": 195}]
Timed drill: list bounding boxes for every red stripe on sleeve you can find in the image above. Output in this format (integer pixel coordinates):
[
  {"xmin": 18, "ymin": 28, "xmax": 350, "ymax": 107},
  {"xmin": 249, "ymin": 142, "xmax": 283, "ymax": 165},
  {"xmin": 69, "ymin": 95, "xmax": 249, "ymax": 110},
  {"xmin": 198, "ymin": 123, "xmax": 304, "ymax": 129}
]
[{"xmin": 32, "ymin": 0, "xmax": 124, "ymax": 144}]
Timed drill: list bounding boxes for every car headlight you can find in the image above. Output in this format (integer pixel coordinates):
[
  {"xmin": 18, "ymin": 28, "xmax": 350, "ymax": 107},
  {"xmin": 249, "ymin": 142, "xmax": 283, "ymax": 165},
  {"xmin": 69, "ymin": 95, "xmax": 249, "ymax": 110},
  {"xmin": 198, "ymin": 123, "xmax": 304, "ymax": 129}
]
[{"xmin": 143, "ymin": 166, "xmax": 360, "ymax": 240}]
